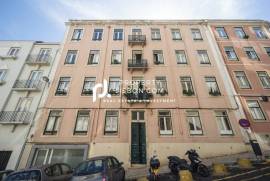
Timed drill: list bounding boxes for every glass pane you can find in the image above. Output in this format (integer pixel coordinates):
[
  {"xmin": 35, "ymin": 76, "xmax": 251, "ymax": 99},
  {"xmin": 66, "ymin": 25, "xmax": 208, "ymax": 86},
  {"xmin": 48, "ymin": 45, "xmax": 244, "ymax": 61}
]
[{"xmin": 34, "ymin": 150, "xmax": 47, "ymax": 166}]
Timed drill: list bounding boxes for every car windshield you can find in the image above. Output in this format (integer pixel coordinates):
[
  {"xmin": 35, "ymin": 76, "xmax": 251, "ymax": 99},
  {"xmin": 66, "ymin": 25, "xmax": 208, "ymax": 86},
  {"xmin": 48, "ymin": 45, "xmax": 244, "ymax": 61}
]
[
  {"xmin": 74, "ymin": 159, "xmax": 104, "ymax": 176},
  {"xmin": 5, "ymin": 170, "xmax": 41, "ymax": 181}
]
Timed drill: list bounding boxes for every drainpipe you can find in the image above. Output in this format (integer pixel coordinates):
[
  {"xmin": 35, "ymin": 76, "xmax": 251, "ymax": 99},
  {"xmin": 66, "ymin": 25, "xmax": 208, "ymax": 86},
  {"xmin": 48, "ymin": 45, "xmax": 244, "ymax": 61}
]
[{"xmin": 15, "ymin": 47, "xmax": 60, "ymax": 170}]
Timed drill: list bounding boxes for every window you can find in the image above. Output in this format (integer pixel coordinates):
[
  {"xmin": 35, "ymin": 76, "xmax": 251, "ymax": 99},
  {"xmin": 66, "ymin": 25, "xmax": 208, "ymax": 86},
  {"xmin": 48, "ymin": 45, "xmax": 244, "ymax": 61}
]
[
  {"xmin": 92, "ymin": 29, "xmax": 103, "ymax": 40},
  {"xmin": 0, "ymin": 69, "xmax": 7, "ymax": 83},
  {"xmin": 205, "ymin": 77, "xmax": 221, "ymax": 96},
  {"xmin": 224, "ymin": 47, "xmax": 238, "ymax": 60},
  {"xmin": 82, "ymin": 77, "xmax": 96, "ymax": 95},
  {"xmin": 104, "ymin": 111, "xmax": 119, "ymax": 134},
  {"xmin": 74, "ymin": 111, "xmax": 90, "ymax": 135},
  {"xmin": 153, "ymin": 50, "xmax": 164, "ymax": 64},
  {"xmin": 158, "ymin": 111, "xmax": 172, "ymax": 135},
  {"xmin": 265, "ymin": 47, "xmax": 270, "ymax": 56},
  {"xmin": 215, "ymin": 111, "xmax": 233, "ymax": 135},
  {"xmin": 197, "ymin": 50, "xmax": 210, "ymax": 64},
  {"xmin": 108, "ymin": 77, "xmax": 120, "ymax": 95},
  {"xmin": 55, "ymin": 77, "xmax": 71, "ymax": 96},
  {"xmin": 234, "ymin": 27, "xmax": 247, "ymax": 39},
  {"xmin": 234, "ymin": 71, "xmax": 251, "ymax": 89},
  {"xmin": 132, "ymin": 111, "xmax": 144, "ymax": 121},
  {"xmin": 37, "ymin": 48, "xmax": 51, "ymax": 62},
  {"xmin": 44, "ymin": 111, "xmax": 61, "ymax": 135},
  {"xmin": 111, "ymin": 50, "xmax": 122, "ymax": 64},
  {"xmin": 180, "ymin": 76, "xmax": 195, "ymax": 96},
  {"xmin": 191, "ymin": 29, "xmax": 202, "ymax": 40},
  {"xmin": 88, "ymin": 50, "xmax": 100, "ymax": 64},
  {"xmin": 171, "ymin": 29, "xmax": 182, "ymax": 40},
  {"xmin": 155, "ymin": 76, "xmax": 168, "ymax": 95},
  {"xmin": 113, "ymin": 29, "xmax": 123, "ymax": 40},
  {"xmin": 175, "ymin": 50, "xmax": 187, "ymax": 64},
  {"xmin": 7, "ymin": 47, "xmax": 20, "ymax": 56},
  {"xmin": 244, "ymin": 47, "xmax": 259, "ymax": 60},
  {"xmin": 151, "ymin": 28, "xmax": 161, "ymax": 40},
  {"xmin": 65, "ymin": 50, "xmax": 77, "ymax": 64},
  {"xmin": 247, "ymin": 100, "xmax": 266, "ymax": 120},
  {"xmin": 6, "ymin": 170, "xmax": 41, "ymax": 181},
  {"xmin": 72, "ymin": 29, "xmax": 83, "ymax": 40},
  {"xmin": 253, "ymin": 27, "xmax": 268, "ymax": 39},
  {"xmin": 257, "ymin": 71, "xmax": 270, "ymax": 89},
  {"xmin": 187, "ymin": 111, "xmax": 203, "ymax": 135},
  {"xmin": 216, "ymin": 27, "xmax": 228, "ymax": 38}
]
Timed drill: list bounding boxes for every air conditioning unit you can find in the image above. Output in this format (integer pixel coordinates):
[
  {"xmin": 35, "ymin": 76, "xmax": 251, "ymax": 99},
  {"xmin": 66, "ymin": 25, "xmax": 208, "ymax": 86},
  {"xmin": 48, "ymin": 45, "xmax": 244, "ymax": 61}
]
[{"xmin": 259, "ymin": 96, "xmax": 268, "ymax": 102}]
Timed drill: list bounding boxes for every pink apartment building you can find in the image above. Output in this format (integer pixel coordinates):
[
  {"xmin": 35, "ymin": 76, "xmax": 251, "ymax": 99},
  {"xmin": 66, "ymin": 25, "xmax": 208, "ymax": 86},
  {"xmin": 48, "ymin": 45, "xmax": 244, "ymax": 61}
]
[
  {"xmin": 18, "ymin": 20, "xmax": 269, "ymax": 168},
  {"xmin": 210, "ymin": 20, "xmax": 270, "ymax": 151}
]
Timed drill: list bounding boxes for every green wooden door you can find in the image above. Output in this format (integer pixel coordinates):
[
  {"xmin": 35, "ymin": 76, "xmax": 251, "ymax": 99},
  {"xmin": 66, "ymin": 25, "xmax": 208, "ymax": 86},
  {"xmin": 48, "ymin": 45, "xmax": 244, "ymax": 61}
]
[{"xmin": 131, "ymin": 122, "xmax": 146, "ymax": 164}]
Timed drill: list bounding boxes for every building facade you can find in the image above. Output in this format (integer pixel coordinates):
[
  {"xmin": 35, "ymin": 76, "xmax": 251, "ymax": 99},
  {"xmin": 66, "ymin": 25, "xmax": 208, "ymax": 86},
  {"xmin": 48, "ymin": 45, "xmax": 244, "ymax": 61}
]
[
  {"xmin": 210, "ymin": 20, "xmax": 270, "ymax": 150},
  {"xmin": 19, "ymin": 20, "xmax": 262, "ymax": 169},
  {"xmin": 0, "ymin": 41, "xmax": 59, "ymax": 170}
]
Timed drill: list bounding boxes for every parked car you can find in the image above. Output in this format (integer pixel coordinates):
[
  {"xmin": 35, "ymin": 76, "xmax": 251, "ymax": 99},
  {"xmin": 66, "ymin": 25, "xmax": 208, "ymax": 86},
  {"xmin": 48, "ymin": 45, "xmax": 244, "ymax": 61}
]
[
  {"xmin": 72, "ymin": 156, "xmax": 125, "ymax": 181},
  {"xmin": 4, "ymin": 163, "xmax": 73, "ymax": 181},
  {"xmin": 0, "ymin": 170, "xmax": 14, "ymax": 181}
]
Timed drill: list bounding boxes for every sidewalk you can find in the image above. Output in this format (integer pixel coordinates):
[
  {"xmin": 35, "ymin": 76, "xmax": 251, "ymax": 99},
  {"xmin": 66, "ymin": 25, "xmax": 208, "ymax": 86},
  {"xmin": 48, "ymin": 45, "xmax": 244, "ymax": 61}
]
[{"xmin": 126, "ymin": 151, "xmax": 270, "ymax": 180}]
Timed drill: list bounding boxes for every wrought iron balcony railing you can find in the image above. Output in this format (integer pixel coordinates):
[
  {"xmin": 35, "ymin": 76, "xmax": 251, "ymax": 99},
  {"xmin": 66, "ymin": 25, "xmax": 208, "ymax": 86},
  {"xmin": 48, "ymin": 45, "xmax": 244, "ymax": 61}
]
[
  {"xmin": 128, "ymin": 59, "xmax": 148, "ymax": 70},
  {"xmin": 0, "ymin": 111, "xmax": 32, "ymax": 124},
  {"xmin": 26, "ymin": 55, "xmax": 51, "ymax": 65},
  {"xmin": 128, "ymin": 35, "xmax": 146, "ymax": 45},
  {"xmin": 13, "ymin": 80, "xmax": 43, "ymax": 91},
  {"xmin": 124, "ymin": 90, "xmax": 153, "ymax": 103}
]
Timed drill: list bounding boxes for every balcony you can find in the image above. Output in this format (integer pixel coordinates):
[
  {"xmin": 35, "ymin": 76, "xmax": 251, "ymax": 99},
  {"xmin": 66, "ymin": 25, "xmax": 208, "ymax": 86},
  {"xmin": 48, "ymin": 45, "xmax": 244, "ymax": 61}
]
[
  {"xmin": 0, "ymin": 111, "xmax": 32, "ymax": 124},
  {"xmin": 128, "ymin": 35, "xmax": 146, "ymax": 46},
  {"xmin": 124, "ymin": 89, "xmax": 153, "ymax": 104},
  {"xmin": 26, "ymin": 55, "xmax": 51, "ymax": 65},
  {"xmin": 0, "ymin": 55, "xmax": 17, "ymax": 60},
  {"xmin": 13, "ymin": 80, "xmax": 42, "ymax": 91},
  {"xmin": 128, "ymin": 59, "xmax": 148, "ymax": 71}
]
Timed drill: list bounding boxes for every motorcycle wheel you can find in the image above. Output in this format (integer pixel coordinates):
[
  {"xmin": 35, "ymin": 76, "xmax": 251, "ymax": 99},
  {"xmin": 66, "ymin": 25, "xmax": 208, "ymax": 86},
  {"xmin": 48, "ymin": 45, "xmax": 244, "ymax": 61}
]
[{"xmin": 197, "ymin": 164, "xmax": 210, "ymax": 177}]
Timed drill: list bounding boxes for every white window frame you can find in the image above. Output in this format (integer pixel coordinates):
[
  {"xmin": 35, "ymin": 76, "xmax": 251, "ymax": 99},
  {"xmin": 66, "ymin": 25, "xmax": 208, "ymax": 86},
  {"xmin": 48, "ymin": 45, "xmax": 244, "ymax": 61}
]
[
  {"xmin": 72, "ymin": 29, "xmax": 83, "ymax": 40},
  {"xmin": 253, "ymin": 27, "xmax": 268, "ymax": 39},
  {"xmin": 216, "ymin": 27, "xmax": 228, "ymax": 38},
  {"xmin": 234, "ymin": 27, "xmax": 246, "ymax": 39},
  {"xmin": 215, "ymin": 111, "xmax": 233, "ymax": 135},
  {"xmin": 171, "ymin": 29, "xmax": 182, "ymax": 40},
  {"xmin": 151, "ymin": 28, "xmax": 161, "ymax": 40},
  {"xmin": 56, "ymin": 77, "xmax": 71, "ymax": 95},
  {"xmin": 153, "ymin": 50, "xmax": 164, "ymax": 64},
  {"xmin": 44, "ymin": 110, "xmax": 62, "ymax": 135},
  {"xmin": 7, "ymin": 47, "xmax": 20, "ymax": 56},
  {"xmin": 104, "ymin": 111, "xmax": 119, "ymax": 134},
  {"xmin": 88, "ymin": 50, "xmax": 100, "ymax": 64},
  {"xmin": 186, "ymin": 111, "xmax": 203, "ymax": 135},
  {"xmin": 198, "ymin": 50, "xmax": 210, "ymax": 64},
  {"xmin": 257, "ymin": 71, "xmax": 270, "ymax": 89},
  {"xmin": 108, "ymin": 77, "xmax": 121, "ymax": 95},
  {"xmin": 93, "ymin": 29, "xmax": 103, "ymax": 40},
  {"xmin": 158, "ymin": 111, "xmax": 173, "ymax": 135},
  {"xmin": 113, "ymin": 29, "xmax": 123, "ymax": 40},
  {"xmin": 0, "ymin": 69, "xmax": 7, "ymax": 82},
  {"xmin": 247, "ymin": 100, "xmax": 266, "ymax": 120},
  {"xmin": 224, "ymin": 47, "xmax": 238, "ymax": 60},
  {"xmin": 191, "ymin": 29, "xmax": 202, "ymax": 40},
  {"xmin": 234, "ymin": 71, "xmax": 251, "ymax": 89},
  {"xmin": 111, "ymin": 50, "xmax": 122, "ymax": 64},
  {"xmin": 74, "ymin": 110, "xmax": 90, "ymax": 134},
  {"xmin": 175, "ymin": 50, "xmax": 187, "ymax": 64},
  {"xmin": 65, "ymin": 50, "xmax": 77, "ymax": 64}
]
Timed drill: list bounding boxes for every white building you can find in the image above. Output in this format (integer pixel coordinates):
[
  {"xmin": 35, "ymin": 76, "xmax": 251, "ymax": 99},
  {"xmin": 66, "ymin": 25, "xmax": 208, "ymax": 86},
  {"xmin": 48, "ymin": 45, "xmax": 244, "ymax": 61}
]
[{"xmin": 0, "ymin": 41, "xmax": 59, "ymax": 170}]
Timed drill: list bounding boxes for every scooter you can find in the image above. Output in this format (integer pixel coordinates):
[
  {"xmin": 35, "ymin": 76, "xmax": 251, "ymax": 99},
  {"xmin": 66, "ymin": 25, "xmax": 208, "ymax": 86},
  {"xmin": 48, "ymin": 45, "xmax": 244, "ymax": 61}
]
[
  {"xmin": 185, "ymin": 149, "xmax": 210, "ymax": 177},
  {"xmin": 147, "ymin": 155, "xmax": 160, "ymax": 181},
  {"xmin": 168, "ymin": 149, "xmax": 209, "ymax": 177}
]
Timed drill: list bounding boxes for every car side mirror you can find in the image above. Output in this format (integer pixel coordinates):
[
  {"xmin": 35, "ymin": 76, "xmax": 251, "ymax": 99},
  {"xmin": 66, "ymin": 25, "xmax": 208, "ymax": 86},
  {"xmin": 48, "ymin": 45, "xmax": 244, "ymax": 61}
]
[{"xmin": 119, "ymin": 162, "xmax": 124, "ymax": 166}]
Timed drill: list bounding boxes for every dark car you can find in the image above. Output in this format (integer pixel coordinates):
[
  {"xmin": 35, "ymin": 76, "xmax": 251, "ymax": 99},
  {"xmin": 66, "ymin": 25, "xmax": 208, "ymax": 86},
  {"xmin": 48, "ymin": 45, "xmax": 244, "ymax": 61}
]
[
  {"xmin": 4, "ymin": 163, "xmax": 73, "ymax": 181},
  {"xmin": 72, "ymin": 156, "xmax": 125, "ymax": 181},
  {"xmin": 0, "ymin": 170, "xmax": 14, "ymax": 181}
]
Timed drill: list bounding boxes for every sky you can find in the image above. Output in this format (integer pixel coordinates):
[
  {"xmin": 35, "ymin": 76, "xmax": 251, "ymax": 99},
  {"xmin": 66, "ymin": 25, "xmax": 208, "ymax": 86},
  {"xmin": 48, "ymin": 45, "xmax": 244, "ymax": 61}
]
[{"xmin": 0, "ymin": 0, "xmax": 269, "ymax": 42}]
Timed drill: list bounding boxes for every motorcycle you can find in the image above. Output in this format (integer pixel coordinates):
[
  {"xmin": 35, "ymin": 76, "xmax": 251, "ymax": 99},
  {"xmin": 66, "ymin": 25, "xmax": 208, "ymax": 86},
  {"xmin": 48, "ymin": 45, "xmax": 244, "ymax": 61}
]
[
  {"xmin": 147, "ymin": 155, "xmax": 160, "ymax": 181},
  {"xmin": 168, "ymin": 149, "xmax": 209, "ymax": 177},
  {"xmin": 185, "ymin": 149, "xmax": 209, "ymax": 177}
]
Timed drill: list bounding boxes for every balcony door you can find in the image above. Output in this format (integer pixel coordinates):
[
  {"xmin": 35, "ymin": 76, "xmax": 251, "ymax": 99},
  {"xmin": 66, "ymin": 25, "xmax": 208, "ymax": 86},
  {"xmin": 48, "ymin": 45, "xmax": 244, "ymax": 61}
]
[
  {"xmin": 132, "ymin": 50, "xmax": 142, "ymax": 65},
  {"xmin": 132, "ymin": 29, "xmax": 142, "ymax": 36},
  {"xmin": 28, "ymin": 70, "xmax": 42, "ymax": 88},
  {"xmin": 15, "ymin": 97, "xmax": 32, "ymax": 112},
  {"xmin": 131, "ymin": 111, "xmax": 146, "ymax": 164},
  {"xmin": 37, "ymin": 48, "xmax": 51, "ymax": 62}
]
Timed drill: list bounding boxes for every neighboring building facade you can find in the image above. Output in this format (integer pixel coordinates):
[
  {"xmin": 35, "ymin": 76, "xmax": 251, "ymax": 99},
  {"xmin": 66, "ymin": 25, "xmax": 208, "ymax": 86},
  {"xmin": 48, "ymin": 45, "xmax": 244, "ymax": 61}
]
[
  {"xmin": 210, "ymin": 20, "xmax": 270, "ymax": 151},
  {"xmin": 0, "ymin": 41, "xmax": 59, "ymax": 170},
  {"xmin": 21, "ymin": 20, "xmax": 256, "ymax": 169}
]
